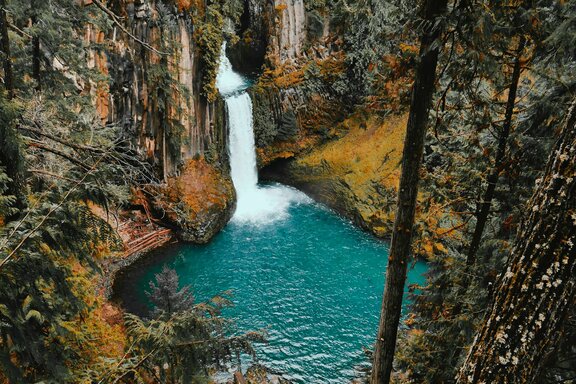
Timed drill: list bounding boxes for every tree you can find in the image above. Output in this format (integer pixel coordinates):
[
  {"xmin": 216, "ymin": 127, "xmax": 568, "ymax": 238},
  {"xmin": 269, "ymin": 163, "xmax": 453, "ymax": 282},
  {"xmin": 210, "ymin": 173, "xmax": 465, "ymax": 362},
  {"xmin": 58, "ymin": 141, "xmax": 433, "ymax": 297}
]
[
  {"xmin": 466, "ymin": 36, "xmax": 526, "ymax": 265},
  {"xmin": 0, "ymin": 93, "xmax": 25, "ymax": 213},
  {"xmin": 456, "ymin": 99, "xmax": 576, "ymax": 383},
  {"xmin": 371, "ymin": 0, "xmax": 448, "ymax": 382},
  {"xmin": 30, "ymin": 0, "xmax": 41, "ymax": 90},
  {"xmin": 0, "ymin": 0, "xmax": 13, "ymax": 99},
  {"xmin": 0, "ymin": 167, "xmax": 16, "ymax": 219},
  {"xmin": 147, "ymin": 265, "xmax": 194, "ymax": 316},
  {"xmin": 120, "ymin": 268, "xmax": 263, "ymax": 384}
]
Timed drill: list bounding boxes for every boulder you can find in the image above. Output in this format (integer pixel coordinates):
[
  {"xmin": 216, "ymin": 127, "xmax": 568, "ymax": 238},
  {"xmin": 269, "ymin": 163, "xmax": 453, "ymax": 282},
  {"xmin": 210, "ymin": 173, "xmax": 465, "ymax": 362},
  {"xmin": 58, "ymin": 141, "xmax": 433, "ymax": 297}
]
[{"xmin": 153, "ymin": 158, "xmax": 236, "ymax": 243}]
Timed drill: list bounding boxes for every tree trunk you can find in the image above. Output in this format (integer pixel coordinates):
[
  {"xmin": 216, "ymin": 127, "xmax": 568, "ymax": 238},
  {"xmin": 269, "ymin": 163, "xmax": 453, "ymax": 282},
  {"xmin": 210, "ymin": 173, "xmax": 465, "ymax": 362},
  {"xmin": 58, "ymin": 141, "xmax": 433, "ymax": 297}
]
[
  {"xmin": 31, "ymin": 0, "xmax": 41, "ymax": 89},
  {"xmin": 456, "ymin": 99, "xmax": 576, "ymax": 383},
  {"xmin": 467, "ymin": 36, "xmax": 526, "ymax": 265},
  {"xmin": 370, "ymin": 1, "xmax": 448, "ymax": 383},
  {"xmin": 0, "ymin": 0, "xmax": 13, "ymax": 98}
]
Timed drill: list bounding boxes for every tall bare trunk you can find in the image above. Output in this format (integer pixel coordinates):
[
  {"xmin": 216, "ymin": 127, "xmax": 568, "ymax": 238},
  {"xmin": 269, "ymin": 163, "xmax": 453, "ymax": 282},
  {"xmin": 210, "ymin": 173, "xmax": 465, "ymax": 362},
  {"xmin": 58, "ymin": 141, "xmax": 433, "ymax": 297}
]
[
  {"xmin": 31, "ymin": 0, "xmax": 40, "ymax": 89},
  {"xmin": 0, "ymin": 0, "xmax": 13, "ymax": 98},
  {"xmin": 457, "ymin": 99, "xmax": 576, "ymax": 383},
  {"xmin": 467, "ymin": 36, "xmax": 526, "ymax": 265},
  {"xmin": 370, "ymin": 1, "xmax": 448, "ymax": 382}
]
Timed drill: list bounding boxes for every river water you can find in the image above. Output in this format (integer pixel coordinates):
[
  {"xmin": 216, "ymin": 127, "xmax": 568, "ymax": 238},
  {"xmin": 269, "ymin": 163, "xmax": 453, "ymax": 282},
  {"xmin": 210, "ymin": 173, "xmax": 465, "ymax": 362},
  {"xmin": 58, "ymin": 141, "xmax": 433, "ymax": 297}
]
[{"xmin": 114, "ymin": 44, "xmax": 427, "ymax": 383}]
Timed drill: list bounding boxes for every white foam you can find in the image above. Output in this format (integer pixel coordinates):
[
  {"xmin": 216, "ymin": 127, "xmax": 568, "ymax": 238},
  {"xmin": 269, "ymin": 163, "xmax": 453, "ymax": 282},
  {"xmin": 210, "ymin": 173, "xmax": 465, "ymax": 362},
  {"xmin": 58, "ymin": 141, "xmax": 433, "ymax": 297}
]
[{"xmin": 215, "ymin": 43, "xmax": 248, "ymax": 96}]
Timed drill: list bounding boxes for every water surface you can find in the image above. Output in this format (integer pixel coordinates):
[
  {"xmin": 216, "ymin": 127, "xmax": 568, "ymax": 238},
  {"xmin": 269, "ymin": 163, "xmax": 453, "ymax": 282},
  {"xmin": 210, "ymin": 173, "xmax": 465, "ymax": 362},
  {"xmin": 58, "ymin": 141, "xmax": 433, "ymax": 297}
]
[{"xmin": 117, "ymin": 196, "xmax": 427, "ymax": 383}]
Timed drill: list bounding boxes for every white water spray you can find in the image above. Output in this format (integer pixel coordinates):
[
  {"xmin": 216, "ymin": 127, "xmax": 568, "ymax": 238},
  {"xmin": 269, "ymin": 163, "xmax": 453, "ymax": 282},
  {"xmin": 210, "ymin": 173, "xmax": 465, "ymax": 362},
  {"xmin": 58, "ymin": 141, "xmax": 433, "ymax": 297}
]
[{"xmin": 216, "ymin": 43, "xmax": 310, "ymax": 224}]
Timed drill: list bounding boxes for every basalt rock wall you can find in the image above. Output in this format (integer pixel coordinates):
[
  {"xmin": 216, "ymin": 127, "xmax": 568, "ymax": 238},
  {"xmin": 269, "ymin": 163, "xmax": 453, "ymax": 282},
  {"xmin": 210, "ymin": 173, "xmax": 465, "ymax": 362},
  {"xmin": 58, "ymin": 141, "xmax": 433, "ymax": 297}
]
[
  {"xmin": 227, "ymin": 0, "xmax": 350, "ymax": 167},
  {"xmin": 87, "ymin": 0, "xmax": 228, "ymax": 180}
]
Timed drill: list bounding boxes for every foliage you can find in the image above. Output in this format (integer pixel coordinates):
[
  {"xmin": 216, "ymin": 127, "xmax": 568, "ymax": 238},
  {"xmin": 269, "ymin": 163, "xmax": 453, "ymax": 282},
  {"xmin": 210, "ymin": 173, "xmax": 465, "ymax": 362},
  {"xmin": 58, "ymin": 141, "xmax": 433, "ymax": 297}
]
[
  {"xmin": 0, "ymin": 200, "xmax": 125, "ymax": 382},
  {"xmin": 0, "ymin": 1, "xmax": 155, "ymax": 382},
  {"xmin": 193, "ymin": 5, "xmax": 225, "ymax": 102},
  {"xmin": 0, "ymin": 94, "xmax": 26, "ymax": 212},
  {"xmin": 395, "ymin": 0, "xmax": 576, "ymax": 382},
  {"xmin": 147, "ymin": 265, "xmax": 194, "ymax": 316},
  {"xmin": 0, "ymin": 167, "xmax": 17, "ymax": 221},
  {"xmin": 121, "ymin": 267, "xmax": 263, "ymax": 383},
  {"xmin": 189, "ymin": 0, "xmax": 243, "ymax": 102},
  {"xmin": 330, "ymin": 0, "xmax": 414, "ymax": 97}
]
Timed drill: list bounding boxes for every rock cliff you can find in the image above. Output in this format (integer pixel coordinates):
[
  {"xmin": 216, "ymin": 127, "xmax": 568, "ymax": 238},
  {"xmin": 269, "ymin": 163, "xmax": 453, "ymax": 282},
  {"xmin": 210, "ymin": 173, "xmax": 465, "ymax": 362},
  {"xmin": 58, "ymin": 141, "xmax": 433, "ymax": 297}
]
[
  {"xmin": 87, "ymin": 0, "xmax": 228, "ymax": 179},
  {"xmin": 227, "ymin": 0, "xmax": 400, "ymax": 237},
  {"xmin": 83, "ymin": 0, "xmax": 237, "ymax": 242}
]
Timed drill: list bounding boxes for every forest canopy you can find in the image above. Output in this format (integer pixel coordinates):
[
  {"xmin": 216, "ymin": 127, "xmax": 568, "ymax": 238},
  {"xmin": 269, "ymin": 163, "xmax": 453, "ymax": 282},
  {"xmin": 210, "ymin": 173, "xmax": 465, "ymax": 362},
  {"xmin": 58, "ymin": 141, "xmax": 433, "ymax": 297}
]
[{"xmin": 0, "ymin": 0, "xmax": 575, "ymax": 383}]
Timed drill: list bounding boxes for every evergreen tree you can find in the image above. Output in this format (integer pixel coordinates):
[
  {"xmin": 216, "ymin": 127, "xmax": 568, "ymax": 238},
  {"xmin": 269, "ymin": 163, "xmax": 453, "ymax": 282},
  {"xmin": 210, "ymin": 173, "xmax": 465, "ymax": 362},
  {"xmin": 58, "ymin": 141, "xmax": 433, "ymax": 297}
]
[
  {"xmin": 456, "ymin": 98, "xmax": 576, "ymax": 384},
  {"xmin": 0, "ymin": 0, "xmax": 13, "ymax": 99},
  {"xmin": 396, "ymin": 1, "xmax": 576, "ymax": 382},
  {"xmin": 120, "ymin": 269, "xmax": 263, "ymax": 384},
  {"xmin": 147, "ymin": 265, "xmax": 194, "ymax": 316}
]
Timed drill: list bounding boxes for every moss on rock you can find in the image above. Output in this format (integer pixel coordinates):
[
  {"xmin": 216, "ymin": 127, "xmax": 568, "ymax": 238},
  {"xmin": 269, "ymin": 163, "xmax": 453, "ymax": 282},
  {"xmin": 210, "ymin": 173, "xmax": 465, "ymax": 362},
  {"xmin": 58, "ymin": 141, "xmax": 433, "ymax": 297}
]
[{"xmin": 153, "ymin": 158, "xmax": 236, "ymax": 243}]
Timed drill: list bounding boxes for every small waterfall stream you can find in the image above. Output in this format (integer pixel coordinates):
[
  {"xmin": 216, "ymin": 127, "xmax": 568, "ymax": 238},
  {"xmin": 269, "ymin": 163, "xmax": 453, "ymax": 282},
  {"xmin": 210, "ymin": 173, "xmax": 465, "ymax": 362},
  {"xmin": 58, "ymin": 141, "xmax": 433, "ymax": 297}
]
[{"xmin": 216, "ymin": 43, "xmax": 309, "ymax": 224}]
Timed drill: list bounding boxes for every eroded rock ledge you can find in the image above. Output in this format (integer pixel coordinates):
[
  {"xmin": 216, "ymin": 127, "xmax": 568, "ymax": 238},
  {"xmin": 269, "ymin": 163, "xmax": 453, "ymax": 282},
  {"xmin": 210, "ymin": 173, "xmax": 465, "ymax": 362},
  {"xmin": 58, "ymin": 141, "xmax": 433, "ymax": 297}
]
[{"xmin": 151, "ymin": 158, "xmax": 236, "ymax": 243}]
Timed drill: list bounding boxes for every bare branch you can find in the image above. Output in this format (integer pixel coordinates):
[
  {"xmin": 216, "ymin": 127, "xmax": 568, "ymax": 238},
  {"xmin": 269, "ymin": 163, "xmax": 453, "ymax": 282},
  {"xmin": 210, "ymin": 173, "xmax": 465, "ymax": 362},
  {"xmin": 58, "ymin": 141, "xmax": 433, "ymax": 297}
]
[{"xmin": 90, "ymin": 0, "xmax": 169, "ymax": 56}]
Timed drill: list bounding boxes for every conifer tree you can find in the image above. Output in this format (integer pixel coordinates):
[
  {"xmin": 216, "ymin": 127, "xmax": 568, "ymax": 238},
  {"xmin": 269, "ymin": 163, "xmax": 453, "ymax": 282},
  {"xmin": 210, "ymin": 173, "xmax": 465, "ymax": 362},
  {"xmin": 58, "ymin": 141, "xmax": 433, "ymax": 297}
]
[
  {"xmin": 466, "ymin": 36, "xmax": 526, "ymax": 265},
  {"xmin": 457, "ymin": 99, "xmax": 576, "ymax": 384},
  {"xmin": 147, "ymin": 265, "xmax": 194, "ymax": 316},
  {"xmin": 0, "ymin": 0, "xmax": 13, "ymax": 99},
  {"xmin": 122, "ymin": 269, "xmax": 263, "ymax": 384}
]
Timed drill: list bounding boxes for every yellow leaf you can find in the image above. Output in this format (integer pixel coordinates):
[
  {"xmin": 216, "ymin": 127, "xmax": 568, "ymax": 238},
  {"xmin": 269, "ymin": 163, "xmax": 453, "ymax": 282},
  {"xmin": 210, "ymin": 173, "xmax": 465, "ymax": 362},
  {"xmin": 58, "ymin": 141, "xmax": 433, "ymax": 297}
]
[{"xmin": 434, "ymin": 242, "xmax": 447, "ymax": 253}]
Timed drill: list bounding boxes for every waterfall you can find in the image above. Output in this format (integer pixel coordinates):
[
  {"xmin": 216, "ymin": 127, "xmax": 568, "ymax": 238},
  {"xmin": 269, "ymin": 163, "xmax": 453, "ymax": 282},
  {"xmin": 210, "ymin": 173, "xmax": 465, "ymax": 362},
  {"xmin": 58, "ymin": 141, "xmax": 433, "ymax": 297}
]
[{"xmin": 216, "ymin": 43, "xmax": 309, "ymax": 224}]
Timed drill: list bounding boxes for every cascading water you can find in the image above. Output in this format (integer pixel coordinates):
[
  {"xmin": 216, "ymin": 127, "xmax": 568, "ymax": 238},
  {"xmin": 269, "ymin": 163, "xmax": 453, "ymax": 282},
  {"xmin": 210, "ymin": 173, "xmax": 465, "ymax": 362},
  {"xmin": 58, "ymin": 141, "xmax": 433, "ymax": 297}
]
[
  {"xmin": 216, "ymin": 43, "xmax": 310, "ymax": 224},
  {"xmin": 118, "ymin": 43, "xmax": 428, "ymax": 382}
]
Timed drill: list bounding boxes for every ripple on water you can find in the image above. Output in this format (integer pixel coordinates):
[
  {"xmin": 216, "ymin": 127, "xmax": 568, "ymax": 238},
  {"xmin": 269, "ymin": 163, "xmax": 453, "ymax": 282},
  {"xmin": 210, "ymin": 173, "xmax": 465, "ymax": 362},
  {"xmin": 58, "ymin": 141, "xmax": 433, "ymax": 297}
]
[{"xmin": 117, "ymin": 199, "xmax": 427, "ymax": 383}]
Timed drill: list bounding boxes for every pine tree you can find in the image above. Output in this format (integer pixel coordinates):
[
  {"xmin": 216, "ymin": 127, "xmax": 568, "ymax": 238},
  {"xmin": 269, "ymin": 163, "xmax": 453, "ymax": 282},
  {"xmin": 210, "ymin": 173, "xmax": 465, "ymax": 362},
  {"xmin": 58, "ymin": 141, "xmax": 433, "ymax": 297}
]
[
  {"xmin": 147, "ymin": 265, "xmax": 194, "ymax": 316},
  {"xmin": 466, "ymin": 35, "xmax": 526, "ymax": 265},
  {"xmin": 124, "ymin": 276, "xmax": 263, "ymax": 384},
  {"xmin": 456, "ymin": 98, "xmax": 576, "ymax": 383},
  {"xmin": 0, "ymin": 0, "xmax": 13, "ymax": 99}
]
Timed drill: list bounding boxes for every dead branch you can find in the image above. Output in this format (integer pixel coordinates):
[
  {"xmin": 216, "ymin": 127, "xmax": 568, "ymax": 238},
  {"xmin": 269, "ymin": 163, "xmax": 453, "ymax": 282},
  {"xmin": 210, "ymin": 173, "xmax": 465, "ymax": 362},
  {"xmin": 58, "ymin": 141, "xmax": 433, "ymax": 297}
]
[{"xmin": 91, "ymin": 0, "xmax": 169, "ymax": 56}]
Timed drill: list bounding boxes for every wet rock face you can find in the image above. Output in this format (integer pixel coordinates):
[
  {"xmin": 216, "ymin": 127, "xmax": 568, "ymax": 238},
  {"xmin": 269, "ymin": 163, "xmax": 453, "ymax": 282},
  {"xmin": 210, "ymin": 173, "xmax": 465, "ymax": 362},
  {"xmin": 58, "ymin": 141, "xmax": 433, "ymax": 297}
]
[{"xmin": 152, "ymin": 159, "xmax": 236, "ymax": 243}]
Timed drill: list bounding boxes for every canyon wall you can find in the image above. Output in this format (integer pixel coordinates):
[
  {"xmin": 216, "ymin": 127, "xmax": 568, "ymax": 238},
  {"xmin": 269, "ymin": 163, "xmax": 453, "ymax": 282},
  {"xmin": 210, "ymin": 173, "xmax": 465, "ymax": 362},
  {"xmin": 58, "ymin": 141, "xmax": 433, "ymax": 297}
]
[
  {"xmin": 232, "ymin": 0, "xmax": 350, "ymax": 167},
  {"xmin": 83, "ymin": 0, "xmax": 235, "ymax": 241},
  {"xmin": 82, "ymin": 0, "xmax": 393, "ymax": 241},
  {"xmin": 87, "ymin": 0, "xmax": 227, "ymax": 180}
]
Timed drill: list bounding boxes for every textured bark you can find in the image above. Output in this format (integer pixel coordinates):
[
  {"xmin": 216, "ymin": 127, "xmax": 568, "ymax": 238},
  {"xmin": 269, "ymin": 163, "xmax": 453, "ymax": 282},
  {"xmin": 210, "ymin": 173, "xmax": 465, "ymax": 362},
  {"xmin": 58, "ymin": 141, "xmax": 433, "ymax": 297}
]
[
  {"xmin": 0, "ymin": 0, "xmax": 13, "ymax": 98},
  {"xmin": 31, "ymin": 0, "xmax": 41, "ymax": 89},
  {"xmin": 370, "ymin": 1, "xmax": 448, "ymax": 382},
  {"xmin": 457, "ymin": 100, "xmax": 576, "ymax": 383},
  {"xmin": 467, "ymin": 37, "xmax": 526, "ymax": 265}
]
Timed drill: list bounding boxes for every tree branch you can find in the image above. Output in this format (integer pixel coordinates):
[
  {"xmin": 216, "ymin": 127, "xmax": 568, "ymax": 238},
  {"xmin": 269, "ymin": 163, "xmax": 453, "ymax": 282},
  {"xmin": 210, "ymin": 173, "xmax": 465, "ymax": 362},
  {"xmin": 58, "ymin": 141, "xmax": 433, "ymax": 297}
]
[{"xmin": 90, "ymin": 0, "xmax": 169, "ymax": 56}]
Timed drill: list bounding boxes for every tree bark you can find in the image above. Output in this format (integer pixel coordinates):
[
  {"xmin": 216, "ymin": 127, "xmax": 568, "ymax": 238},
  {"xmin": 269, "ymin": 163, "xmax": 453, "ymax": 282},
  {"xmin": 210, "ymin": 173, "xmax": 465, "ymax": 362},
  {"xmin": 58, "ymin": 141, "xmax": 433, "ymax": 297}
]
[
  {"xmin": 456, "ymin": 99, "xmax": 576, "ymax": 383},
  {"xmin": 0, "ymin": 0, "xmax": 13, "ymax": 98},
  {"xmin": 32, "ymin": 34, "xmax": 40, "ymax": 88},
  {"xmin": 370, "ymin": 1, "xmax": 448, "ymax": 383},
  {"xmin": 467, "ymin": 36, "xmax": 526, "ymax": 265}
]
